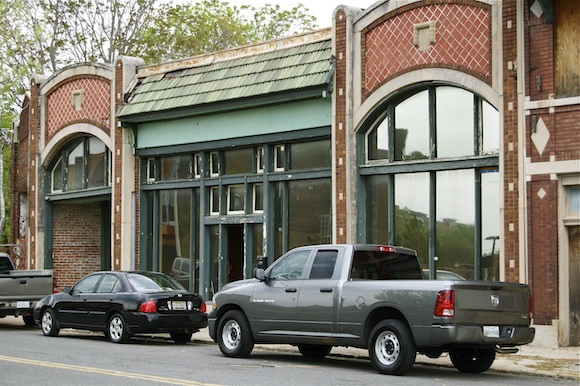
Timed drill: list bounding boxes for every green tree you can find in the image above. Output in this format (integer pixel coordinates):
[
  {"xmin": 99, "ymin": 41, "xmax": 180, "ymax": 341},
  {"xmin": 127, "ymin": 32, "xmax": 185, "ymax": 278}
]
[{"xmin": 135, "ymin": 0, "xmax": 319, "ymax": 63}]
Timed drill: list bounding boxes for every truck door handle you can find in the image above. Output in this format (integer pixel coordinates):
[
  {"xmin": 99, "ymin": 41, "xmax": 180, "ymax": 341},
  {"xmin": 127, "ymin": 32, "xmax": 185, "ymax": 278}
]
[
  {"xmin": 19, "ymin": 280, "xmax": 27, "ymax": 285},
  {"xmin": 320, "ymin": 288, "xmax": 333, "ymax": 293},
  {"xmin": 285, "ymin": 288, "xmax": 297, "ymax": 293}
]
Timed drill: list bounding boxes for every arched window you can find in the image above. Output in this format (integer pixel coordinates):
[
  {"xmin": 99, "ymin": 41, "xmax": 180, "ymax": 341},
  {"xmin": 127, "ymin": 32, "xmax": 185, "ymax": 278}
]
[
  {"xmin": 49, "ymin": 136, "xmax": 110, "ymax": 193},
  {"xmin": 360, "ymin": 85, "xmax": 499, "ymax": 280}
]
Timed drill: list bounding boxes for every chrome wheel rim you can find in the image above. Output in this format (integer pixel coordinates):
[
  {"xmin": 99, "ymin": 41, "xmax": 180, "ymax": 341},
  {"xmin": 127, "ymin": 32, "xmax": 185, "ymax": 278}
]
[
  {"xmin": 375, "ymin": 330, "xmax": 400, "ymax": 366},
  {"xmin": 222, "ymin": 319, "xmax": 241, "ymax": 351},
  {"xmin": 41, "ymin": 311, "xmax": 52, "ymax": 334},
  {"xmin": 109, "ymin": 316, "xmax": 123, "ymax": 341}
]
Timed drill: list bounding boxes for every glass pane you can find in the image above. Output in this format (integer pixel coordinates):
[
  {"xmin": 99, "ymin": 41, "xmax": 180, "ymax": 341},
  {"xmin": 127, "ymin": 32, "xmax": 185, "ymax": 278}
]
[
  {"xmin": 208, "ymin": 225, "xmax": 219, "ymax": 297},
  {"xmin": 395, "ymin": 90, "xmax": 429, "ymax": 161},
  {"xmin": 481, "ymin": 170, "xmax": 500, "ymax": 281},
  {"xmin": 274, "ymin": 182, "xmax": 284, "ymax": 259},
  {"xmin": 160, "ymin": 155, "xmax": 191, "ymax": 181},
  {"xmin": 210, "ymin": 152, "xmax": 219, "ymax": 176},
  {"xmin": 275, "ymin": 145, "xmax": 285, "ymax": 170},
  {"xmin": 159, "ymin": 190, "xmax": 191, "ymax": 287},
  {"xmin": 436, "ymin": 170, "xmax": 475, "ymax": 280},
  {"xmin": 67, "ymin": 141, "xmax": 84, "ymax": 191},
  {"xmin": 52, "ymin": 157, "xmax": 63, "ymax": 192},
  {"xmin": 211, "ymin": 187, "xmax": 219, "ymax": 214},
  {"xmin": 367, "ymin": 175, "xmax": 389, "ymax": 244},
  {"xmin": 228, "ymin": 185, "xmax": 245, "ymax": 213},
  {"xmin": 394, "ymin": 173, "xmax": 429, "ymax": 267},
  {"xmin": 570, "ymin": 187, "xmax": 580, "ymax": 212},
  {"xmin": 254, "ymin": 184, "xmax": 263, "ymax": 212},
  {"xmin": 250, "ymin": 223, "xmax": 264, "ymax": 275},
  {"xmin": 436, "ymin": 87, "xmax": 474, "ymax": 158},
  {"xmin": 290, "ymin": 140, "xmax": 331, "ymax": 170},
  {"xmin": 482, "ymin": 101, "xmax": 499, "ymax": 153},
  {"xmin": 368, "ymin": 116, "xmax": 389, "ymax": 161},
  {"xmin": 87, "ymin": 137, "xmax": 106, "ymax": 188},
  {"xmin": 288, "ymin": 179, "xmax": 331, "ymax": 249},
  {"xmin": 224, "ymin": 148, "xmax": 253, "ymax": 175}
]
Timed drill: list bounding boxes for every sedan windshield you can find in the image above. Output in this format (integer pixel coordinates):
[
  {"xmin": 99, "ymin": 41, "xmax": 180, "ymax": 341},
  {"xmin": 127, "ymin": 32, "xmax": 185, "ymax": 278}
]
[{"xmin": 127, "ymin": 272, "xmax": 185, "ymax": 292}]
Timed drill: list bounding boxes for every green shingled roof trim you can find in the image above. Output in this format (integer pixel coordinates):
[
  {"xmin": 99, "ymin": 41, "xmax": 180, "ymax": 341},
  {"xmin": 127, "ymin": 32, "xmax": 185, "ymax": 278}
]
[{"xmin": 117, "ymin": 33, "xmax": 333, "ymax": 120}]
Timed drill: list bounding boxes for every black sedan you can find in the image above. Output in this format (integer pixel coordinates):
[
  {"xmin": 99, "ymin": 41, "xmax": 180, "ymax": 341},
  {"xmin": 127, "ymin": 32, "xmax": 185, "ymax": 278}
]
[{"xmin": 33, "ymin": 271, "xmax": 207, "ymax": 344}]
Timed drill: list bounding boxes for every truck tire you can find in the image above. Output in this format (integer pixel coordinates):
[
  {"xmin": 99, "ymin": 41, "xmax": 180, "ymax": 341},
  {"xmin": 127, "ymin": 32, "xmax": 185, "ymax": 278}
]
[
  {"xmin": 449, "ymin": 347, "xmax": 496, "ymax": 373},
  {"xmin": 368, "ymin": 319, "xmax": 416, "ymax": 375},
  {"xmin": 107, "ymin": 313, "xmax": 130, "ymax": 343},
  {"xmin": 218, "ymin": 310, "xmax": 254, "ymax": 357},
  {"xmin": 40, "ymin": 308, "xmax": 60, "ymax": 337},
  {"xmin": 298, "ymin": 344, "xmax": 332, "ymax": 358},
  {"xmin": 23, "ymin": 314, "xmax": 36, "ymax": 327}
]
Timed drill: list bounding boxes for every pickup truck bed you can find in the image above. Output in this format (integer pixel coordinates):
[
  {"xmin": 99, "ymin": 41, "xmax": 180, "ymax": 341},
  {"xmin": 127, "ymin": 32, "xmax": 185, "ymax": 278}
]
[{"xmin": 208, "ymin": 244, "xmax": 535, "ymax": 375}]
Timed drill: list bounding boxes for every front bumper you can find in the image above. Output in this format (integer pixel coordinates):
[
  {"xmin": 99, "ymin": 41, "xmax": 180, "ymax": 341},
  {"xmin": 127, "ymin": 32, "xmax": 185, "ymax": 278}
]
[{"xmin": 429, "ymin": 324, "xmax": 535, "ymax": 347}]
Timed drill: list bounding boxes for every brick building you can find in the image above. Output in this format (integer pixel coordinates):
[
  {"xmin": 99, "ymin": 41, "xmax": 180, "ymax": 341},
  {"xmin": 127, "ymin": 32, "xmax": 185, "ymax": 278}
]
[{"xmin": 11, "ymin": 0, "xmax": 579, "ymax": 347}]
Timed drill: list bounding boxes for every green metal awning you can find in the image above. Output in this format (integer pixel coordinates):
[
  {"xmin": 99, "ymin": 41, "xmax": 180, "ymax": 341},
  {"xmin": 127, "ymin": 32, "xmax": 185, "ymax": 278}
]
[{"xmin": 117, "ymin": 29, "xmax": 333, "ymax": 122}]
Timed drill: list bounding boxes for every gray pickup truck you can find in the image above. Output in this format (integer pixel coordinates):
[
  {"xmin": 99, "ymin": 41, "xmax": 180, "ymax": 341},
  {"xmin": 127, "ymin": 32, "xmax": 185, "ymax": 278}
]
[
  {"xmin": 208, "ymin": 244, "xmax": 535, "ymax": 375},
  {"xmin": 0, "ymin": 253, "xmax": 53, "ymax": 326}
]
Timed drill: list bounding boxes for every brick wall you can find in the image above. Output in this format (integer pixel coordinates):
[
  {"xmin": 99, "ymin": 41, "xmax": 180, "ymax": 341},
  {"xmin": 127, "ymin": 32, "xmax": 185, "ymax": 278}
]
[
  {"xmin": 52, "ymin": 202, "xmax": 102, "ymax": 290},
  {"xmin": 45, "ymin": 77, "xmax": 111, "ymax": 141}
]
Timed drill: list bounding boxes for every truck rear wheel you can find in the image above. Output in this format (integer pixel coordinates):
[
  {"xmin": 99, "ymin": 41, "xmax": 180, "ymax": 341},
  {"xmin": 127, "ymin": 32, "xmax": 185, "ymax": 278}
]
[
  {"xmin": 368, "ymin": 319, "xmax": 416, "ymax": 375},
  {"xmin": 218, "ymin": 310, "xmax": 254, "ymax": 357},
  {"xmin": 449, "ymin": 347, "xmax": 496, "ymax": 373}
]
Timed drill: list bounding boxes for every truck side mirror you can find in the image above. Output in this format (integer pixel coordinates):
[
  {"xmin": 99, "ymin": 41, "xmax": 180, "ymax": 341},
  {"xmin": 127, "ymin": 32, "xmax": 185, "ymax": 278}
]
[{"xmin": 254, "ymin": 268, "xmax": 265, "ymax": 281}]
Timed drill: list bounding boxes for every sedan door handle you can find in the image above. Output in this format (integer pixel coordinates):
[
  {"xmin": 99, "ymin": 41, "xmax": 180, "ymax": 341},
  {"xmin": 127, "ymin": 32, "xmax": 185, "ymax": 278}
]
[
  {"xmin": 285, "ymin": 288, "xmax": 297, "ymax": 293},
  {"xmin": 320, "ymin": 288, "xmax": 333, "ymax": 293}
]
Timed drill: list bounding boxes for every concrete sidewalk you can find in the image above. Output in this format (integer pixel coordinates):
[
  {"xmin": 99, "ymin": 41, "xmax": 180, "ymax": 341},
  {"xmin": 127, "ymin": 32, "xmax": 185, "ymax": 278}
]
[{"xmin": 193, "ymin": 327, "xmax": 580, "ymax": 380}]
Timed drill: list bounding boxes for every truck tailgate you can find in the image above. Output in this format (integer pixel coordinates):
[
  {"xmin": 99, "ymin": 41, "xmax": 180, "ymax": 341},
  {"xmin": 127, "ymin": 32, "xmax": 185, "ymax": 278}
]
[
  {"xmin": 0, "ymin": 270, "xmax": 53, "ymax": 300},
  {"xmin": 452, "ymin": 282, "xmax": 530, "ymax": 326}
]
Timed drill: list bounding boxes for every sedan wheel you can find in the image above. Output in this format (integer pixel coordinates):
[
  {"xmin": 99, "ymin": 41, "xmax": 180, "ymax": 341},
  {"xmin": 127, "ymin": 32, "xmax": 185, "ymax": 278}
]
[
  {"xmin": 170, "ymin": 332, "xmax": 193, "ymax": 344},
  {"xmin": 107, "ymin": 313, "xmax": 130, "ymax": 343},
  {"xmin": 41, "ymin": 308, "xmax": 60, "ymax": 337}
]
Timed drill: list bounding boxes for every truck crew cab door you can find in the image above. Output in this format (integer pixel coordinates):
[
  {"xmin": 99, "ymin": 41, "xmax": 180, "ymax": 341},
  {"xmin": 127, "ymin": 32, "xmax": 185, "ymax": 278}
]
[{"xmin": 296, "ymin": 248, "xmax": 341, "ymax": 338}]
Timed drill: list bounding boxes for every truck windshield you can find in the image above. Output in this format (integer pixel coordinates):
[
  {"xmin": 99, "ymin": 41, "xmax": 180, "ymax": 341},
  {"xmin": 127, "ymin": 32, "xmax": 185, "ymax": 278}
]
[{"xmin": 351, "ymin": 251, "xmax": 422, "ymax": 280}]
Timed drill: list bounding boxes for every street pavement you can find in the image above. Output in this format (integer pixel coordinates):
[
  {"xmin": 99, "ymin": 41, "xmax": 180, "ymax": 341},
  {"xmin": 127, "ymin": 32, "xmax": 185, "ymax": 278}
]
[{"xmin": 3, "ymin": 316, "xmax": 578, "ymax": 380}]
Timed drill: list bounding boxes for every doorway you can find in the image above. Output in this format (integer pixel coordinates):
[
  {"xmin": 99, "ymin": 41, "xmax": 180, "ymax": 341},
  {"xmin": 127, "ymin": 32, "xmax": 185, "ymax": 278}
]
[{"xmin": 227, "ymin": 225, "xmax": 244, "ymax": 282}]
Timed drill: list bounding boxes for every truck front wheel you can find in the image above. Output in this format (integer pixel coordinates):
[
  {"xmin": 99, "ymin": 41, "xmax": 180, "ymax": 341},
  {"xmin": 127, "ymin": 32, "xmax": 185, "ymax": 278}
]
[
  {"xmin": 368, "ymin": 319, "xmax": 416, "ymax": 375},
  {"xmin": 449, "ymin": 347, "xmax": 496, "ymax": 373},
  {"xmin": 218, "ymin": 310, "xmax": 254, "ymax": 357}
]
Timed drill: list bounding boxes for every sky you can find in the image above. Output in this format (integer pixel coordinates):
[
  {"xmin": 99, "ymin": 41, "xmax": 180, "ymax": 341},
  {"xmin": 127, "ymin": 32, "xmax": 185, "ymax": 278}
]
[{"xmin": 224, "ymin": 1, "xmax": 377, "ymax": 28}]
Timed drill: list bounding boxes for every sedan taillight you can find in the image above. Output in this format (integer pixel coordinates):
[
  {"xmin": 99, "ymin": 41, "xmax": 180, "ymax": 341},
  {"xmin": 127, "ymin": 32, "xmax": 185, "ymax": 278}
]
[
  {"xmin": 200, "ymin": 301, "xmax": 206, "ymax": 313},
  {"xmin": 138, "ymin": 300, "xmax": 157, "ymax": 313},
  {"xmin": 434, "ymin": 290, "xmax": 454, "ymax": 317}
]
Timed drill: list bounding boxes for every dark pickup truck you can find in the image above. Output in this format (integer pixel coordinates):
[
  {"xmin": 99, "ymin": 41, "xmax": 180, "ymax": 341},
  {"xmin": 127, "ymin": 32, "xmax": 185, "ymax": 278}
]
[
  {"xmin": 208, "ymin": 244, "xmax": 535, "ymax": 375},
  {"xmin": 0, "ymin": 253, "xmax": 54, "ymax": 326}
]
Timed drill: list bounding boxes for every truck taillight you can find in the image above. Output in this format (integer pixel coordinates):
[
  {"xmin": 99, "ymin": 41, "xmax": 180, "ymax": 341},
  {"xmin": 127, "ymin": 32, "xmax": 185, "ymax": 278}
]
[
  {"xmin": 138, "ymin": 300, "xmax": 157, "ymax": 313},
  {"xmin": 377, "ymin": 246, "xmax": 395, "ymax": 253},
  {"xmin": 434, "ymin": 290, "xmax": 454, "ymax": 317}
]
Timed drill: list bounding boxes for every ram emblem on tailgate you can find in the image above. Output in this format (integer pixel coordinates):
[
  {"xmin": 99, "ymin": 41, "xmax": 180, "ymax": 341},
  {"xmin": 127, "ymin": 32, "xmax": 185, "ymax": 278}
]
[{"xmin": 491, "ymin": 295, "xmax": 500, "ymax": 307}]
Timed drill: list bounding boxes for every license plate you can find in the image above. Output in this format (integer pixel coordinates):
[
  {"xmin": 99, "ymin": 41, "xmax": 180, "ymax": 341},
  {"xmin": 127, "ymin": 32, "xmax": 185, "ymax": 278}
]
[
  {"xmin": 17, "ymin": 301, "xmax": 30, "ymax": 309},
  {"xmin": 483, "ymin": 325, "xmax": 499, "ymax": 338},
  {"xmin": 171, "ymin": 301, "xmax": 187, "ymax": 311}
]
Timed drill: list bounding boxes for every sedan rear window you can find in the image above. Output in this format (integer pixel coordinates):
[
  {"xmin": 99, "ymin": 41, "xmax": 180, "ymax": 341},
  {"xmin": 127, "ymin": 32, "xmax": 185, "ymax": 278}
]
[{"xmin": 128, "ymin": 273, "xmax": 185, "ymax": 292}]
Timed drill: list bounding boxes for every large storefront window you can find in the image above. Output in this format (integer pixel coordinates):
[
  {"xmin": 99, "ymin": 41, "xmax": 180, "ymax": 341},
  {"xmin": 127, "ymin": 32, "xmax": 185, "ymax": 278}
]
[
  {"xmin": 362, "ymin": 85, "xmax": 499, "ymax": 280},
  {"xmin": 141, "ymin": 135, "xmax": 332, "ymax": 300}
]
